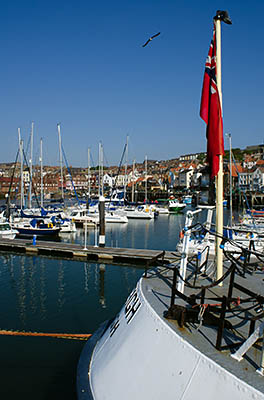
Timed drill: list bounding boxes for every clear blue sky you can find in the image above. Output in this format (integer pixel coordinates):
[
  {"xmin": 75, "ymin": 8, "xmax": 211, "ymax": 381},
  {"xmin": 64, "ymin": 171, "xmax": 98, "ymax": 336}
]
[{"xmin": 0, "ymin": 0, "xmax": 263, "ymax": 167}]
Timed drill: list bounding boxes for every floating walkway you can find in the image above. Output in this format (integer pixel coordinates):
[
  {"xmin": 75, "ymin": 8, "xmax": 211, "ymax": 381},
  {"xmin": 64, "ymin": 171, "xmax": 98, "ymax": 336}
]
[{"xmin": 0, "ymin": 238, "xmax": 177, "ymax": 266}]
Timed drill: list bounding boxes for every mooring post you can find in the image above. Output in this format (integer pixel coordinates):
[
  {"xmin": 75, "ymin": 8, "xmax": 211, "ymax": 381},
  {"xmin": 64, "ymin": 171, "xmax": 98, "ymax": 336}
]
[
  {"xmin": 84, "ymin": 222, "xmax": 87, "ymax": 250},
  {"xmin": 99, "ymin": 195, "xmax": 105, "ymax": 247},
  {"xmin": 99, "ymin": 264, "xmax": 106, "ymax": 308},
  {"xmin": 94, "ymin": 223, "xmax": 98, "ymax": 247}
]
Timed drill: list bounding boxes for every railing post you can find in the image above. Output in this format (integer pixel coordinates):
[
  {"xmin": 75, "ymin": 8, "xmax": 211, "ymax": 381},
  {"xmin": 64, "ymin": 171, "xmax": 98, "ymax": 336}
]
[
  {"xmin": 227, "ymin": 264, "xmax": 235, "ymax": 300},
  {"xmin": 216, "ymin": 296, "xmax": 227, "ymax": 350},
  {"xmin": 200, "ymin": 287, "xmax": 206, "ymax": 306},
  {"xmin": 170, "ymin": 267, "xmax": 177, "ymax": 308}
]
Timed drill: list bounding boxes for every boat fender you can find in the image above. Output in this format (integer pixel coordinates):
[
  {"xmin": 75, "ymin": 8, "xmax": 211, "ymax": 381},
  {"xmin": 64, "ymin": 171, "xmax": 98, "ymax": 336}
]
[{"xmin": 179, "ymin": 230, "xmax": 184, "ymax": 239}]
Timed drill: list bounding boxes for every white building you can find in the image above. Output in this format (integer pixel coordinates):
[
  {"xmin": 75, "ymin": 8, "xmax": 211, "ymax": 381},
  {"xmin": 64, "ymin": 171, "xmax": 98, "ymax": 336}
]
[
  {"xmin": 178, "ymin": 166, "xmax": 194, "ymax": 189},
  {"xmin": 251, "ymin": 166, "xmax": 264, "ymax": 191},
  {"xmin": 103, "ymin": 173, "xmax": 115, "ymax": 188}
]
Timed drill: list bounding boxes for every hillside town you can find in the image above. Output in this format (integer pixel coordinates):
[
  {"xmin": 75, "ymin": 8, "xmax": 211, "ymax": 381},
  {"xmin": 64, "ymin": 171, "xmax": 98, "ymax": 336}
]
[{"xmin": 1, "ymin": 144, "xmax": 264, "ymax": 204}]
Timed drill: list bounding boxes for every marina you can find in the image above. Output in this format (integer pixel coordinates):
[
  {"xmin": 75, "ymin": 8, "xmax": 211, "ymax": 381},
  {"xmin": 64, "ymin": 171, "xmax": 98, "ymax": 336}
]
[
  {"xmin": 0, "ymin": 2, "xmax": 263, "ymax": 400},
  {"xmin": 0, "ymin": 212, "xmax": 186, "ymax": 399}
]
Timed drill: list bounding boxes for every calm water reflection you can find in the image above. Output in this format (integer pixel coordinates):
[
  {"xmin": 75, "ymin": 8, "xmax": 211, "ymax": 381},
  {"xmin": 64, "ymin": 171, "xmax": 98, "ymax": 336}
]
[{"xmin": 0, "ymin": 209, "xmax": 225, "ymax": 399}]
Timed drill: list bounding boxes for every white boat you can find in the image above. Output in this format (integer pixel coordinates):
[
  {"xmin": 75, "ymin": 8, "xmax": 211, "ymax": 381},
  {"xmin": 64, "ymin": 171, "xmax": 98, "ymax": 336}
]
[
  {"xmin": 57, "ymin": 219, "xmax": 77, "ymax": 233},
  {"xmin": 177, "ymin": 207, "xmax": 264, "ymax": 256},
  {"xmin": 176, "ymin": 232, "xmax": 264, "ymax": 256},
  {"xmin": 238, "ymin": 215, "xmax": 264, "ymax": 232},
  {"xmin": 124, "ymin": 205, "xmax": 155, "ymax": 219},
  {"xmin": 0, "ymin": 218, "xmax": 18, "ymax": 239},
  {"xmin": 144, "ymin": 203, "xmax": 167, "ymax": 215},
  {"xmin": 75, "ymin": 209, "xmax": 128, "ymax": 224},
  {"xmin": 67, "ymin": 209, "xmax": 98, "ymax": 227},
  {"xmin": 168, "ymin": 199, "xmax": 186, "ymax": 212},
  {"xmin": 105, "ymin": 210, "xmax": 128, "ymax": 223},
  {"xmin": 155, "ymin": 206, "xmax": 169, "ymax": 215},
  {"xmin": 77, "ymin": 209, "xmax": 264, "ymax": 400}
]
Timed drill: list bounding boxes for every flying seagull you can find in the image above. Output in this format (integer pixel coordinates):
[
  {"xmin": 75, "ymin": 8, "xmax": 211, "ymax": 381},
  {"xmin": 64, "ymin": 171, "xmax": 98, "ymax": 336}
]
[{"xmin": 142, "ymin": 32, "xmax": 161, "ymax": 47}]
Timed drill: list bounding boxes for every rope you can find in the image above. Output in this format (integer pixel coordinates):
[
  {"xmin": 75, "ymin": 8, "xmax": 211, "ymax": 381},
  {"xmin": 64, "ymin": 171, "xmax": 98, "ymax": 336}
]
[{"xmin": 0, "ymin": 329, "xmax": 92, "ymax": 341}]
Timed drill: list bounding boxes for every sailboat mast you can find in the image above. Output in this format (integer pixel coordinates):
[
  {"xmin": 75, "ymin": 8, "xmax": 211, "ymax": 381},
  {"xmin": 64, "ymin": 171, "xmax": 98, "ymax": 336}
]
[
  {"xmin": 98, "ymin": 142, "xmax": 104, "ymax": 197},
  {"xmin": 40, "ymin": 138, "xmax": 44, "ymax": 208},
  {"xmin": 145, "ymin": 155, "xmax": 147, "ymax": 202},
  {"xmin": 98, "ymin": 142, "xmax": 100, "ymax": 197},
  {"xmin": 132, "ymin": 159, "xmax": 135, "ymax": 203},
  {"xmin": 101, "ymin": 142, "xmax": 104, "ymax": 197},
  {"xmin": 29, "ymin": 121, "xmax": 34, "ymax": 209},
  {"xmin": 124, "ymin": 135, "xmax": 128, "ymax": 201},
  {"xmin": 57, "ymin": 123, "xmax": 64, "ymax": 201},
  {"xmin": 18, "ymin": 128, "xmax": 24, "ymax": 209},
  {"xmin": 88, "ymin": 147, "xmax": 91, "ymax": 201}
]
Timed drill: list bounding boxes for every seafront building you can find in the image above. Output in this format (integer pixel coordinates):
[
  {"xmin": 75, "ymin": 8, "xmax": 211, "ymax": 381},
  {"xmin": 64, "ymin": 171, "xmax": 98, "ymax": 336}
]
[{"xmin": 1, "ymin": 144, "xmax": 264, "ymax": 201}]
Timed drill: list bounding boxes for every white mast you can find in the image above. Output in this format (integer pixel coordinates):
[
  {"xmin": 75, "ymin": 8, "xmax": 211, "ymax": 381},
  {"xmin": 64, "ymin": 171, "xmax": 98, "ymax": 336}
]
[
  {"xmin": 214, "ymin": 10, "xmax": 232, "ymax": 283},
  {"xmin": 18, "ymin": 128, "xmax": 24, "ymax": 209},
  {"xmin": 98, "ymin": 142, "xmax": 104, "ymax": 197},
  {"xmin": 132, "ymin": 159, "xmax": 135, "ymax": 203},
  {"xmin": 29, "ymin": 121, "xmax": 34, "ymax": 209},
  {"xmin": 145, "ymin": 155, "xmax": 147, "ymax": 202},
  {"xmin": 88, "ymin": 147, "xmax": 91, "ymax": 201},
  {"xmin": 124, "ymin": 135, "xmax": 128, "ymax": 201},
  {"xmin": 101, "ymin": 142, "xmax": 104, "ymax": 197},
  {"xmin": 40, "ymin": 138, "xmax": 44, "ymax": 208},
  {"xmin": 98, "ymin": 142, "xmax": 100, "ymax": 197},
  {"xmin": 57, "ymin": 123, "xmax": 64, "ymax": 201}
]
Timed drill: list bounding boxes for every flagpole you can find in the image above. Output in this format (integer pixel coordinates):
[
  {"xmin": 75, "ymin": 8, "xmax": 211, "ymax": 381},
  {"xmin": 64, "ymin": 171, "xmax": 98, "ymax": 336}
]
[
  {"xmin": 214, "ymin": 11, "xmax": 232, "ymax": 284},
  {"xmin": 215, "ymin": 17, "xmax": 224, "ymax": 284}
]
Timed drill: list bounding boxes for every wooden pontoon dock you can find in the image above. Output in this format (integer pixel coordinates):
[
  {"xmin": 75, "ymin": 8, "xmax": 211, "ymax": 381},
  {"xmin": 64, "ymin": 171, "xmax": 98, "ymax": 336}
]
[{"xmin": 0, "ymin": 238, "xmax": 177, "ymax": 266}]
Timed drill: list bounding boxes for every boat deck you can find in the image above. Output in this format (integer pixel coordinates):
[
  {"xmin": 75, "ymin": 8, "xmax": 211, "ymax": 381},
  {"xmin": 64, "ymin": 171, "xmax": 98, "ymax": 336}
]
[{"xmin": 142, "ymin": 261, "xmax": 264, "ymax": 395}]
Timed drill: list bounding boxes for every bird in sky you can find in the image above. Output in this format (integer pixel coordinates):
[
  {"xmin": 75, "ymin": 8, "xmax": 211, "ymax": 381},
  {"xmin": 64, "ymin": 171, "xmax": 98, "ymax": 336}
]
[{"xmin": 142, "ymin": 32, "xmax": 161, "ymax": 47}]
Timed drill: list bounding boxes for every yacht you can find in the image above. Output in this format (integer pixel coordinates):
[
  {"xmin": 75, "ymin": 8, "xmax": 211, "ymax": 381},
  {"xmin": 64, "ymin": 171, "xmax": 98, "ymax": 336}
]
[
  {"xmin": 0, "ymin": 218, "xmax": 18, "ymax": 240},
  {"xmin": 124, "ymin": 205, "xmax": 155, "ymax": 219},
  {"xmin": 168, "ymin": 199, "xmax": 186, "ymax": 213}
]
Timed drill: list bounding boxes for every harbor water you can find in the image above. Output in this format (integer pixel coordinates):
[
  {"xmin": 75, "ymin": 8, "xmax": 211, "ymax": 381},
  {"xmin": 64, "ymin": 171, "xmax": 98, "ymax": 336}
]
[{"xmin": 0, "ymin": 212, "xmax": 190, "ymax": 399}]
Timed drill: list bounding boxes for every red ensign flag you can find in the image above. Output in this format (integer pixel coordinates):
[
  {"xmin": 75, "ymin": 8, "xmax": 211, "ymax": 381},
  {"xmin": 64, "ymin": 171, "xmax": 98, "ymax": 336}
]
[{"xmin": 200, "ymin": 23, "xmax": 224, "ymax": 177}]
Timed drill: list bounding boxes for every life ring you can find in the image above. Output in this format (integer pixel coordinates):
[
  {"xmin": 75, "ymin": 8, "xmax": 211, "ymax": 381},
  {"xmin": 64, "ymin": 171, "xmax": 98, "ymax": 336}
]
[{"xmin": 48, "ymin": 223, "xmax": 53, "ymax": 228}]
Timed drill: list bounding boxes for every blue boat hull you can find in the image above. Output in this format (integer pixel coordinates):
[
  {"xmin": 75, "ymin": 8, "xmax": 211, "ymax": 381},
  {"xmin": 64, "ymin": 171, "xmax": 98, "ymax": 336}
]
[{"xmin": 16, "ymin": 227, "xmax": 60, "ymax": 237}]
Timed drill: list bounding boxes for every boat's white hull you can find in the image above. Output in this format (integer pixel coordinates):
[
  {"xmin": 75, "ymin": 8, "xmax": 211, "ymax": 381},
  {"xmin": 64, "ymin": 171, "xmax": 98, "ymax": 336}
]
[
  {"xmin": 126, "ymin": 211, "xmax": 154, "ymax": 219},
  {"xmin": 168, "ymin": 201, "xmax": 186, "ymax": 212},
  {"xmin": 59, "ymin": 221, "xmax": 77, "ymax": 233},
  {"xmin": 0, "ymin": 219, "xmax": 19, "ymax": 239},
  {"xmin": 0, "ymin": 232, "xmax": 17, "ymax": 240},
  {"xmin": 156, "ymin": 207, "xmax": 169, "ymax": 215},
  {"xmin": 77, "ymin": 277, "xmax": 264, "ymax": 400}
]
